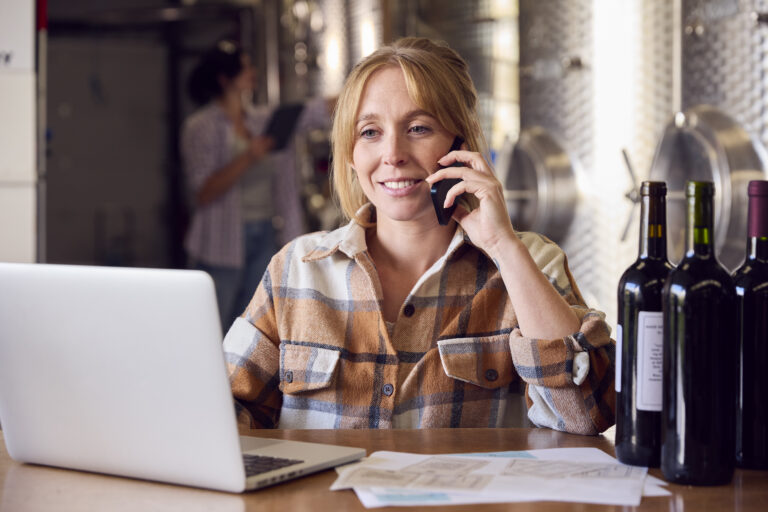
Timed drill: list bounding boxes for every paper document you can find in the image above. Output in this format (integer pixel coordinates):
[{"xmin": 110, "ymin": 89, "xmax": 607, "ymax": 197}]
[
  {"xmin": 331, "ymin": 447, "xmax": 667, "ymax": 508},
  {"xmin": 500, "ymin": 458, "xmax": 643, "ymax": 478}
]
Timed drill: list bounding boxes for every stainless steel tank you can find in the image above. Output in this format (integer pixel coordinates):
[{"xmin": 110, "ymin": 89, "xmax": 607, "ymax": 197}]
[
  {"xmin": 648, "ymin": 0, "xmax": 768, "ymax": 270},
  {"xmin": 346, "ymin": 0, "xmax": 385, "ymax": 68},
  {"xmin": 269, "ymin": 0, "xmax": 348, "ymax": 102},
  {"xmin": 514, "ymin": 0, "xmax": 680, "ymax": 323},
  {"xmin": 515, "ymin": 0, "xmax": 599, "ymax": 304},
  {"xmin": 498, "ymin": 127, "xmax": 578, "ymax": 243},
  {"xmin": 650, "ymin": 106, "xmax": 768, "ymax": 269}
]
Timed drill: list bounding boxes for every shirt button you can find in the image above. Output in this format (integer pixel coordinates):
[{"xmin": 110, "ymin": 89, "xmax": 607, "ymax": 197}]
[
  {"xmin": 485, "ymin": 369, "xmax": 498, "ymax": 382},
  {"xmin": 382, "ymin": 383, "xmax": 394, "ymax": 396},
  {"xmin": 285, "ymin": 370, "xmax": 294, "ymax": 383},
  {"xmin": 403, "ymin": 304, "xmax": 415, "ymax": 317}
]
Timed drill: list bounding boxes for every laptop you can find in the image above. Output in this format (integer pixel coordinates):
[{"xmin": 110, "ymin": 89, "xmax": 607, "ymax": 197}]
[{"xmin": 0, "ymin": 263, "xmax": 365, "ymax": 493}]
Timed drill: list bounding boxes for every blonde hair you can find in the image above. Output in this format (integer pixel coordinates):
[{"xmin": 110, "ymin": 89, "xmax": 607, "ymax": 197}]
[{"xmin": 331, "ymin": 37, "xmax": 487, "ymax": 222}]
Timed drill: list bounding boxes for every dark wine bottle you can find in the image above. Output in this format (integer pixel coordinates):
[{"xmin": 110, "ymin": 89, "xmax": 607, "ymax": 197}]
[
  {"xmin": 661, "ymin": 181, "xmax": 737, "ymax": 485},
  {"xmin": 616, "ymin": 181, "xmax": 674, "ymax": 467},
  {"xmin": 734, "ymin": 180, "xmax": 768, "ymax": 470}
]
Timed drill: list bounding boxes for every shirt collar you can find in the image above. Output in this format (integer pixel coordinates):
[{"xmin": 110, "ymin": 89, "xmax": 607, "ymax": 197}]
[{"xmin": 301, "ymin": 203, "xmax": 472, "ymax": 263}]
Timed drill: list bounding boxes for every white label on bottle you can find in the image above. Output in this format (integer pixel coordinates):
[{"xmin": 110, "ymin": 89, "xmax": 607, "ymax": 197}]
[
  {"xmin": 636, "ymin": 311, "xmax": 663, "ymax": 411},
  {"xmin": 615, "ymin": 324, "xmax": 622, "ymax": 393}
]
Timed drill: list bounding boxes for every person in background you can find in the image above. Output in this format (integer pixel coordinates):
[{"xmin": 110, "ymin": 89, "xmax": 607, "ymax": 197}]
[
  {"xmin": 223, "ymin": 37, "xmax": 616, "ymax": 434},
  {"xmin": 182, "ymin": 40, "xmax": 333, "ymax": 329}
]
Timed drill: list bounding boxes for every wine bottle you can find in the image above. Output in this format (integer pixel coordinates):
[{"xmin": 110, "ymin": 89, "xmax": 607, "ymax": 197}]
[
  {"xmin": 734, "ymin": 180, "xmax": 768, "ymax": 470},
  {"xmin": 661, "ymin": 181, "xmax": 737, "ymax": 485},
  {"xmin": 616, "ymin": 181, "xmax": 673, "ymax": 467}
]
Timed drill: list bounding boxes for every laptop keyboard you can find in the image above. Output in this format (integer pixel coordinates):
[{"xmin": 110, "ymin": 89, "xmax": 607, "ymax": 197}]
[{"xmin": 242, "ymin": 454, "xmax": 305, "ymax": 477}]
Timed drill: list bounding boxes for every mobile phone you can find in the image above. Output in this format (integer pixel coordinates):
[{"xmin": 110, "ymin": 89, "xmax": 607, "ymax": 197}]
[{"xmin": 430, "ymin": 136, "xmax": 465, "ymax": 225}]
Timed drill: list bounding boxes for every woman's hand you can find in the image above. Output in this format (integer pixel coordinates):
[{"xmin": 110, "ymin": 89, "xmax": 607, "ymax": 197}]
[
  {"xmin": 424, "ymin": 149, "xmax": 517, "ymax": 260},
  {"xmin": 427, "ymin": 149, "xmax": 581, "ymax": 339},
  {"xmin": 249, "ymin": 135, "xmax": 275, "ymax": 160}
]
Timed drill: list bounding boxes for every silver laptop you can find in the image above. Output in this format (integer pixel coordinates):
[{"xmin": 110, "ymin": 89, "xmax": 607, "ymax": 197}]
[{"xmin": 0, "ymin": 263, "xmax": 365, "ymax": 493}]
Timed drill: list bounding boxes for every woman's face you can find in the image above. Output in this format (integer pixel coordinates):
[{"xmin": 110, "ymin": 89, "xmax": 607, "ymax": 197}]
[
  {"xmin": 223, "ymin": 54, "xmax": 256, "ymax": 94},
  {"xmin": 352, "ymin": 66, "xmax": 455, "ymax": 225}
]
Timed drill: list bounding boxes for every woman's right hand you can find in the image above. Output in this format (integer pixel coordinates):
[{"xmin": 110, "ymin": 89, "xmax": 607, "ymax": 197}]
[{"xmin": 249, "ymin": 136, "xmax": 275, "ymax": 159}]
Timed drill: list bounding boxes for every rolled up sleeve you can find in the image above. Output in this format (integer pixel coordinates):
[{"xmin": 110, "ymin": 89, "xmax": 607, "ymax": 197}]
[
  {"xmin": 509, "ymin": 234, "xmax": 616, "ymax": 435},
  {"xmin": 509, "ymin": 306, "xmax": 615, "ymax": 434}
]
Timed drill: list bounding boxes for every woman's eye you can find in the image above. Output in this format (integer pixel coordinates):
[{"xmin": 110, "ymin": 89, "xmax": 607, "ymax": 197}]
[
  {"xmin": 409, "ymin": 125, "xmax": 430, "ymax": 135},
  {"xmin": 360, "ymin": 128, "xmax": 378, "ymax": 138}
]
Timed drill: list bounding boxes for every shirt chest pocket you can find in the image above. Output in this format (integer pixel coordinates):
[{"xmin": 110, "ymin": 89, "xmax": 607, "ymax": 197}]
[
  {"xmin": 279, "ymin": 343, "xmax": 340, "ymax": 394},
  {"xmin": 437, "ymin": 333, "xmax": 515, "ymax": 389}
]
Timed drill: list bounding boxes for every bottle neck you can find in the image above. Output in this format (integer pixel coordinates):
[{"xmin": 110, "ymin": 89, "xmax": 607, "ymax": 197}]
[
  {"xmin": 685, "ymin": 193, "xmax": 715, "ymax": 257},
  {"xmin": 638, "ymin": 194, "xmax": 667, "ymax": 259},
  {"xmin": 747, "ymin": 193, "xmax": 768, "ymax": 262},
  {"xmin": 746, "ymin": 237, "xmax": 768, "ymax": 261}
]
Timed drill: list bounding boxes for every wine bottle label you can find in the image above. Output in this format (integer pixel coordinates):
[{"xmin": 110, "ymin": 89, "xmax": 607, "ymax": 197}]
[
  {"xmin": 615, "ymin": 324, "xmax": 622, "ymax": 393},
  {"xmin": 636, "ymin": 311, "xmax": 663, "ymax": 411}
]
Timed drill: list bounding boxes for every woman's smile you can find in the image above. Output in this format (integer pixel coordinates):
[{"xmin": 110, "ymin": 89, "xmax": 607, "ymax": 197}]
[{"xmin": 379, "ymin": 177, "xmax": 425, "ymax": 195}]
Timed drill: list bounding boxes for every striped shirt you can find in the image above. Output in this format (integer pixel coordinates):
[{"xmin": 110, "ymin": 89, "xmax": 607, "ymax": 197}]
[
  {"xmin": 181, "ymin": 98, "xmax": 330, "ymax": 268},
  {"xmin": 224, "ymin": 206, "xmax": 616, "ymax": 434}
]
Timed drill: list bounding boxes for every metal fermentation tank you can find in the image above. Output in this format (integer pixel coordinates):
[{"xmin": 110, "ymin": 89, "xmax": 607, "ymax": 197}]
[
  {"xmin": 509, "ymin": 0, "xmax": 680, "ymax": 321},
  {"xmin": 650, "ymin": 0, "xmax": 768, "ymax": 270},
  {"xmin": 514, "ymin": 0, "xmax": 594, "ymax": 278},
  {"xmin": 512, "ymin": 0, "xmax": 768, "ymax": 326},
  {"xmin": 511, "ymin": 0, "xmax": 768, "ymax": 324}
]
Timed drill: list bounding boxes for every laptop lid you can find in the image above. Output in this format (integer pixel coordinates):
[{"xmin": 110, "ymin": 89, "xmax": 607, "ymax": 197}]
[{"xmin": 0, "ymin": 264, "xmax": 248, "ymax": 492}]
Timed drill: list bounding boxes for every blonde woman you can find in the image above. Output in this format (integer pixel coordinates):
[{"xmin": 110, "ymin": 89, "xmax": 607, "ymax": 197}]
[{"xmin": 224, "ymin": 37, "xmax": 615, "ymax": 434}]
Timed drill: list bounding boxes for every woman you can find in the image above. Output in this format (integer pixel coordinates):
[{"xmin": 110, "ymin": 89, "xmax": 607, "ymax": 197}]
[
  {"xmin": 223, "ymin": 38, "xmax": 615, "ymax": 434},
  {"xmin": 182, "ymin": 40, "xmax": 331, "ymax": 328}
]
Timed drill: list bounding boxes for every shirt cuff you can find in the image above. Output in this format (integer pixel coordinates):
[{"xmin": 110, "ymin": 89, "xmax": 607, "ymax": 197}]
[{"xmin": 509, "ymin": 329, "xmax": 585, "ymax": 388}]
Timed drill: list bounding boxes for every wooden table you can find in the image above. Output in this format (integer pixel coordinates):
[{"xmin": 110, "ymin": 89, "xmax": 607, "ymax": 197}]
[{"xmin": 1, "ymin": 428, "xmax": 766, "ymax": 511}]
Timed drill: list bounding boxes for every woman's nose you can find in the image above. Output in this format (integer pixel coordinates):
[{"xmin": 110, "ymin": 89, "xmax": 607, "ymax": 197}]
[{"xmin": 382, "ymin": 134, "xmax": 407, "ymax": 167}]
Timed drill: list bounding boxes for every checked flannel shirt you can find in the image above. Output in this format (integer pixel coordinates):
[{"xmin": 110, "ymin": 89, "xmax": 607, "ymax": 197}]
[{"xmin": 223, "ymin": 206, "xmax": 616, "ymax": 434}]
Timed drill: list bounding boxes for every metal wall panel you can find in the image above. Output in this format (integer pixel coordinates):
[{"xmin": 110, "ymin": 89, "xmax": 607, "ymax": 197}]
[
  {"xmin": 347, "ymin": 0, "xmax": 385, "ymax": 67},
  {"xmin": 681, "ymin": 0, "xmax": 768, "ymax": 144},
  {"xmin": 519, "ymin": 0, "xmax": 593, "ymax": 171},
  {"xmin": 307, "ymin": 0, "xmax": 348, "ymax": 97},
  {"xmin": 664, "ymin": 0, "xmax": 768, "ymax": 269},
  {"xmin": 277, "ymin": 0, "xmax": 350, "ymax": 100},
  {"xmin": 631, "ymin": 0, "xmax": 678, "ymax": 180},
  {"xmin": 519, "ymin": 0, "xmax": 601, "ymax": 308},
  {"xmin": 519, "ymin": 0, "xmax": 678, "ymax": 324}
]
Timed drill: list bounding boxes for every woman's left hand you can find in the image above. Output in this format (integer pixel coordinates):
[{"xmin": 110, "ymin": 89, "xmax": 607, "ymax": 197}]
[{"xmin": 424, "ymin": 150, "xmax": 517, "ymax": 259}]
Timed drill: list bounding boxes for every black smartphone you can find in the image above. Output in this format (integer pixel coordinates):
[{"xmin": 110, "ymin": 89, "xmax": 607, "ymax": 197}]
[{"xmin": 430, "ymin": 136, "xmax": 465, "ymax": 225}]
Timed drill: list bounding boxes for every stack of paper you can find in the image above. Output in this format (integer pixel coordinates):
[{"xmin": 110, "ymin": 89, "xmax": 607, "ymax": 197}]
[{"xmin": 331, "ymin": 447, "xmax": 669, "ymax": 508}]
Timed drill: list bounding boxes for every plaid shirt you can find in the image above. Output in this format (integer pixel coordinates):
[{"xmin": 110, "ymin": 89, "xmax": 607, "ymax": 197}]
[
  {"xmin": 181, "ymin": 98, "xmax": 329, "ymax": 268},
  {"xmin": 224, "ymin": 206, "xmax": 616, "ymax": 434}
]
